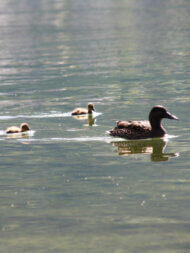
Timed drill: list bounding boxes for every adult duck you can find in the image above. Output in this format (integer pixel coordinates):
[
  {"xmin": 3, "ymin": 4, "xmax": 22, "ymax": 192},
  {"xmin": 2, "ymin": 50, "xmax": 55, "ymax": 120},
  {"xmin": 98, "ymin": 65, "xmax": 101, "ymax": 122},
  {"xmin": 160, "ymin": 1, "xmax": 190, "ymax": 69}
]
[
  {"xmin": 71, "ymin": 103, "xmax": 95, "ymax": 115},
  {"xmin": 108, "ymin": 105, "xmax": 178, "ymax": 140},
  {"xmin": 6, "ymin": 123, "xmax": 30, "ymax": 134}
]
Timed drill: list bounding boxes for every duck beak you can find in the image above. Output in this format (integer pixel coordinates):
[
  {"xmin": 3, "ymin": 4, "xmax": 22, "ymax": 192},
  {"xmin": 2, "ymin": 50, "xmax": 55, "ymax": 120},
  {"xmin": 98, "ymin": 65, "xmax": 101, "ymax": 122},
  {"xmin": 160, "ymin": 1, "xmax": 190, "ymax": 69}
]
[{"xmin": 165, "ymin": 111, "xmax": 178, "ymax": 120}]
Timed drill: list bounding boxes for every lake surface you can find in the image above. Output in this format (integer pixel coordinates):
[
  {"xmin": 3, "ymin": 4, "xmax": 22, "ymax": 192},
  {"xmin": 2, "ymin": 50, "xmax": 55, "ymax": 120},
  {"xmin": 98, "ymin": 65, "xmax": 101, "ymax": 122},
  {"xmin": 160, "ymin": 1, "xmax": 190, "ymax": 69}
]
[{"xmin": 0, "ymin": 0, "xmax": 190, "ymax": 252}]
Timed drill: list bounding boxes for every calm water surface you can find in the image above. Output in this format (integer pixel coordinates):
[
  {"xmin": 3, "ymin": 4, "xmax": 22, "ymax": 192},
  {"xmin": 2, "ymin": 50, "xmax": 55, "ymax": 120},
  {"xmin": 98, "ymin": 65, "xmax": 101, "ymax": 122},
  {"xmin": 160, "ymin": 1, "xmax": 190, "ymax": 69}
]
[{"xmin": 0, "ymin": 0, "xmax": 190, "ymax": 252}]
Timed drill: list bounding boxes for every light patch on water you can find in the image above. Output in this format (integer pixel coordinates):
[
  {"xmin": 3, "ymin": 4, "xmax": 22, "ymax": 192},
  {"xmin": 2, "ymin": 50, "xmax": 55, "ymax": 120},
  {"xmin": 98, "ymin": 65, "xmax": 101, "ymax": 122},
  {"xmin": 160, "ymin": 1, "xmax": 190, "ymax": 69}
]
[
  {"xmin": 92, "ymin": 112, "xmax": 102, "ymax": 117},
  {"xmin": 163, "ymin": 134, "xmax": 178, "ymax": 140},
  {"xmin": 0, "ymin": 111, "xmax": 102, "ymax": 120},
  {"xmin": 0, "ymin": 112, "xmax": 71, "ymax": 119},
  {"xmin": 15, "ymin": 136, "xmax": 114, "ymax": 143},
  {"xmin": 0, "ymin": 130, "xmax": 5, "ymax": 136},
  {"xmin": 66, "ymin": 128, "xmax": 85, "ymax": 132}
]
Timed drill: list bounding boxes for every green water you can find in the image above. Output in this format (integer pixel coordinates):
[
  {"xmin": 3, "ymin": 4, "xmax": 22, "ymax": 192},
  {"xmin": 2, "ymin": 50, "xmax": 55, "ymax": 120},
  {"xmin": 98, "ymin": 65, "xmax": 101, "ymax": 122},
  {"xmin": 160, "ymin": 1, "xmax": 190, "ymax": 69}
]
[{"xmin": 0, "ymin": 0, "xmax": 190, "ymax": 252}]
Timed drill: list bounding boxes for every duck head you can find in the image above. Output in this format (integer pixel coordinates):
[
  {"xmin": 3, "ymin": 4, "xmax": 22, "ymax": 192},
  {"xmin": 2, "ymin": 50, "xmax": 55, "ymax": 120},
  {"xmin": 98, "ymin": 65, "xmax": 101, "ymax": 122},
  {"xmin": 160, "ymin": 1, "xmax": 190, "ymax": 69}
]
[
  {"xmin": 20, "ymin": 123, "xmax": 30, "ymax": 132},
  {"xmin": 88, "ymin": 103, "xmax": 95, "ymax": 113},
  {"xmin": 149, "ymin": 105, "xmax": 178, "ymax": 130}
]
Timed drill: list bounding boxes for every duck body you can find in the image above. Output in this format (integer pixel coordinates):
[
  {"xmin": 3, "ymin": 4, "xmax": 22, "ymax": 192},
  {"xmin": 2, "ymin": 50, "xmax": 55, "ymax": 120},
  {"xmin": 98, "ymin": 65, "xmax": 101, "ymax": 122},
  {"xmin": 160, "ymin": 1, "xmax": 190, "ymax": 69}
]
[
  {"xmin": 71, "ymin": 107, "xmax": 88, "ymax": 115},
  {"xmin": 72, "ymin": 103, "xmax": 95, "ymax": 115},
  {"xmin": 109, "ymin": 105, "xmax": 178, "ymax": 140},
  {"xmin": 109, "ymin": 120, "xmax": 165, "ymax": 139},
  {"xmin": 6, "ymin": 123, "xmax": 30, "ymax": 134}
]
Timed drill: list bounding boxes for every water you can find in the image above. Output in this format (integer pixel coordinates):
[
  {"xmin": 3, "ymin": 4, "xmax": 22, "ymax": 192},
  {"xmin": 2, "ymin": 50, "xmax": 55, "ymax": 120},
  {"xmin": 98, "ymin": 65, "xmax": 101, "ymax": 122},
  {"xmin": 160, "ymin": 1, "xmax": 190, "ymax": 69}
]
[{"xmin": 0, "ymin": 0, "xmax": 190, "ymax": 252}]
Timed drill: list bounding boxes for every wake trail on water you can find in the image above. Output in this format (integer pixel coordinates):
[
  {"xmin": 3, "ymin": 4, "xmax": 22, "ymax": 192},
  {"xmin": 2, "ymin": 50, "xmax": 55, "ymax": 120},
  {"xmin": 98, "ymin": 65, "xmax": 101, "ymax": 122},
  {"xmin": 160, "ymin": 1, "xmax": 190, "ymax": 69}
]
[{"xmin": 0, "ymin": 111, "xmax": 102, "ymax": 120}]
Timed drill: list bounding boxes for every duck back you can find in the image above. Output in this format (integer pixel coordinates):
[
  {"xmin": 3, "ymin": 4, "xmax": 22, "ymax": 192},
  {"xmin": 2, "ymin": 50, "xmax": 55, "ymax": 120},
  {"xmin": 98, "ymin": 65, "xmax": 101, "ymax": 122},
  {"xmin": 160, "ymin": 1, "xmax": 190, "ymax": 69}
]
[
  {"xmin": 72, "ymin": 108, "xmax": 88, "ymax": 115},
  {"xmin": 6, "ymin": 126, "xmax": 20, "ymax": 134},
  {"xmin": 109, "ymin": 120, "xmax": 153, "ymax": 139}
]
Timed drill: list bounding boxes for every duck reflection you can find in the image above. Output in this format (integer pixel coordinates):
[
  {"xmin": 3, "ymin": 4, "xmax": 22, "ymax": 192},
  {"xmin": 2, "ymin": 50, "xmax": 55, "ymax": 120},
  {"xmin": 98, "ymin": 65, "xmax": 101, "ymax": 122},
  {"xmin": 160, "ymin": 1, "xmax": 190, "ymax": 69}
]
[
  {"xmin": 72, "ymin": 114, "xmax": 96, "ymax": 126},
  {"xmin": 111, "ymin": 138, "xmax": 179, "ymax": 162}
]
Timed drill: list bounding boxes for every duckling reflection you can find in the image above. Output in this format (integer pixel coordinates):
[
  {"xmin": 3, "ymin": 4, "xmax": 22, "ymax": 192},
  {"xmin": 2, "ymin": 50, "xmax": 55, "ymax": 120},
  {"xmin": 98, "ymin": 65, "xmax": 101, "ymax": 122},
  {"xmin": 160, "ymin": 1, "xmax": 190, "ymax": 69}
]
[
  {"xmin": 111, "ymin": 138, "xmax": 179, "ymax": 162},
  {"xmin": 6, "ymin": 132, "xmax": 30, "ymax": 139},
  {"xmin": 72, "ymin": 114, "xmax": 96, "ymax": 126},
  {"xmin": 6, "ymin": 132, "xmax": 31, "ymax": 144}
]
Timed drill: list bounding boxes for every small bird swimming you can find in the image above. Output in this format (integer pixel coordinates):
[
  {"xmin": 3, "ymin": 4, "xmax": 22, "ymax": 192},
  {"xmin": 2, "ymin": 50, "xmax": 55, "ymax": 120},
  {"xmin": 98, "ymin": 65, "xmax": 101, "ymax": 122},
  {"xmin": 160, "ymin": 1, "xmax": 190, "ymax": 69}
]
[
  {"xmin": 6, "ymin": 123, "xmax": 30, "ymax": 134},
  {"xmin": 71, "ymin": 103, "xmax": 95, "ymax": 115},
  {"xmin": 108, "ymin": 105, "xmax": 178, "ymax": 140}
]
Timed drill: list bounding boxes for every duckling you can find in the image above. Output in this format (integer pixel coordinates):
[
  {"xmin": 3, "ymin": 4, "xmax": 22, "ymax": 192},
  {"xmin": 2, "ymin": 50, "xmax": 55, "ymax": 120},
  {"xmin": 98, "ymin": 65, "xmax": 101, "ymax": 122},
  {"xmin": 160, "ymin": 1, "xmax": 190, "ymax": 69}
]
[
  {"xmin": 108, "ymin": 105, "xmax": 178, "ymax": 140},
  {"xmin": 6, "ymin": 123, "xmax": 30, "ymax": 134},
  {"xmin": 71, "ymin": 103, "xmax": 95, "ymax": 115}
]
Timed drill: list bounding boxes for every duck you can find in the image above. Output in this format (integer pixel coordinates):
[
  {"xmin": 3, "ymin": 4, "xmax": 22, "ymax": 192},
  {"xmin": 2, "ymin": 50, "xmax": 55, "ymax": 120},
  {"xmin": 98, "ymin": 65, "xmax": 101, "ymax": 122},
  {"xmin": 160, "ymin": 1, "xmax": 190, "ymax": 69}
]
[
  {"xmin": 6, "ymin": 123, "xmax": 30, "ymax": 134},
  {"xmin": 108, "ymin": 105, "xmax": 178, "ymax": 140},
  {"xmin": 71, "ymin": 103, "xmax": 95, "ymax": 115}
]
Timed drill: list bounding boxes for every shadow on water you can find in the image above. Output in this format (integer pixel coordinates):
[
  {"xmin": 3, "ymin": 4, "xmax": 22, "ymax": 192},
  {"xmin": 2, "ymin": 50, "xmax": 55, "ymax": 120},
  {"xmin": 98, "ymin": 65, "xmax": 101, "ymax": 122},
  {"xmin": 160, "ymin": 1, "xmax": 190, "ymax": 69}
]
[{"xmin": 111, "ymin": 138, "xmax": 179, "ymax": 162}]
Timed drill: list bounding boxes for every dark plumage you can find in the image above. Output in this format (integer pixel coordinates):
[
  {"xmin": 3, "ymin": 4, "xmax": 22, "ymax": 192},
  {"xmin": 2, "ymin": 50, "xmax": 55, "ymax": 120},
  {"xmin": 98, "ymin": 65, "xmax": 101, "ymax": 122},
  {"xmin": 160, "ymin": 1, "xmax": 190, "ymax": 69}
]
[
  {"xmin": 71, "ymin": 103, "xmax": 95, "ymax": 115},
  {"xmin": 6, "ymin": 123, "xmax": 30, "ymax": 134},
  {"xmin": 108, "ymin": 105, "xmax": 178, "ymax": 140}
]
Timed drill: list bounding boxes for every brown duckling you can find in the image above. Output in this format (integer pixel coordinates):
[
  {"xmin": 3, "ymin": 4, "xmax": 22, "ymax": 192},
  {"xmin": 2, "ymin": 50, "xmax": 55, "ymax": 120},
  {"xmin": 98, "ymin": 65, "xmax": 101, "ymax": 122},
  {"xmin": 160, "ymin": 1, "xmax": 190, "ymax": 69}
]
[
  {"xmin": 72, "ymin": 103, "xmax": 95, "ymax": 115},
  {"xmin": 108, "ymin": 105, "xmax": 178, "ymax": 140},
  {"xmin": 6, "ymin": 123, "xmax": 30, "ymax": 134}
]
